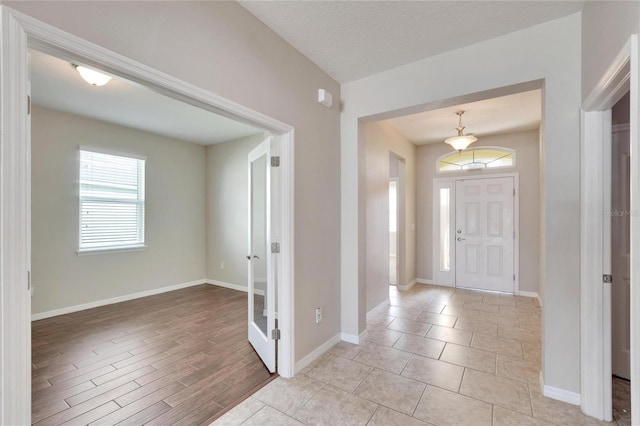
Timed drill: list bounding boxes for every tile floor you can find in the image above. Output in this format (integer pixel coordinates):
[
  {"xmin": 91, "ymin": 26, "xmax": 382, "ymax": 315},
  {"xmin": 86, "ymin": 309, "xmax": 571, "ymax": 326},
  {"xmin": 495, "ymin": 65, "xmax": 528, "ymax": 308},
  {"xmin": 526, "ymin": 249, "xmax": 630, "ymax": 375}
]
[{"xmin": 214, "ymin": 284, "xmax": 611, "ymax": 426}]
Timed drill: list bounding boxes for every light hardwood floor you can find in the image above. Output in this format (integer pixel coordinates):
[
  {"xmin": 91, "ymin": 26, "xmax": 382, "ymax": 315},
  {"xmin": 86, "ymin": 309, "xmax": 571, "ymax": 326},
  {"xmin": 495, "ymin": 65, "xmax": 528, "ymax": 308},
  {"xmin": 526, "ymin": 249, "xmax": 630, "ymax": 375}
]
[{"xmin": 31, "ymin": 284, "xmax": 275, "ymax": 425}]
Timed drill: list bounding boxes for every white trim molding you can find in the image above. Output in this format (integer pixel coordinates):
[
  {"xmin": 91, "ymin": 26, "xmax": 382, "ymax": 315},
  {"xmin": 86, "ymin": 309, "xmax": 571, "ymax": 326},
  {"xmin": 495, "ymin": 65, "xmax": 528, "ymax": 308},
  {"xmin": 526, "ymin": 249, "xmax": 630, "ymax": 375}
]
[
  {"xmin": 580, "ymin": 34, "xmax": 638, "ymax": 423},
  {"xmin": 544, "ymin": 384, "xmax": 581, "ymax": 406},
  {"xmin": 398, "ymin": 279, "xmax": 416, "ymax": 291},
  {"xmin": 294, "ymin": 333, "xmax": 341, "ymax": 374},
  {"xmin": 31, "ymin": 279, "xmax": 208, "ymax": 321},
  {"xmin": 340, "ymin": 330, "xmax": 368, "ymax": 345},
  {"xmin": 416, "ymin": 278, "xmax": 435, "ymax": 285}
]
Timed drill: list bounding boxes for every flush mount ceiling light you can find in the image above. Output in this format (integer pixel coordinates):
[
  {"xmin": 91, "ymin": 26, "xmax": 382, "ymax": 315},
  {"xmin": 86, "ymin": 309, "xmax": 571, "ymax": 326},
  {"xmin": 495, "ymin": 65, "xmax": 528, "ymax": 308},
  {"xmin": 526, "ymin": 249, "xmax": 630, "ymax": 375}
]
[
  {"xmin": 74, "ymin": 65, "xmax": 112, "ymax": 87},
  {"xmin": 444, "ymin": 110, "xmax": 478, "ymax": 152}
]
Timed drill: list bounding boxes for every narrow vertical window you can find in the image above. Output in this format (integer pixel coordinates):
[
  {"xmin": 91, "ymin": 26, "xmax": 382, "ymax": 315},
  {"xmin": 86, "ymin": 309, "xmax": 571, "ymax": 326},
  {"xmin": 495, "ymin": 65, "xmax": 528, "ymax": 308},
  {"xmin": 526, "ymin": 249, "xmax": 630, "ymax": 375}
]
[
  {"xmin": 79, "ymin": 149, "xmax": 146, "ymax": 252},
  {"xmin": 439, "ymin": 188, "xmax": 450, "ymax": 271}
]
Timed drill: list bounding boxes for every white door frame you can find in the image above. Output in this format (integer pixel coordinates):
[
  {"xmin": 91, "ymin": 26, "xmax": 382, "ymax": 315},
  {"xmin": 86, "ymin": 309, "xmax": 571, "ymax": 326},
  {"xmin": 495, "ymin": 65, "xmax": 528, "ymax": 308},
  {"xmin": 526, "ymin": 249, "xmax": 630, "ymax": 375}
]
[
  {"xmin": 432, "ymin": 173, "xmax": 520, "ymax": 294},
  {"xmin": 0, "ymin": 6, "xmax": 296, "ymax": 424},
  {"xmin": 580, "ymin": 34, "xmax": 638, "ymax": 422},
  {"xmin": 388, "ymin": 177, "xmax": 399, "ymax": 286}
]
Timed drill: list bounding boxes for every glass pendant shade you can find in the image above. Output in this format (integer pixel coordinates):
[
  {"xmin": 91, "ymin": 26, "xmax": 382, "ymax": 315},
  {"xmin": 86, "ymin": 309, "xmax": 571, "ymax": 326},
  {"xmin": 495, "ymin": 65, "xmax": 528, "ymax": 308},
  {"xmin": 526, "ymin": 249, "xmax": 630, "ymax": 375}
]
[
  {"xmin": 445, "ymin": 134, "xmax": 477, "ymax": 152},
  {"xmin": 75, "ymin": 65, "xmax": 112, "ymax": 87}
]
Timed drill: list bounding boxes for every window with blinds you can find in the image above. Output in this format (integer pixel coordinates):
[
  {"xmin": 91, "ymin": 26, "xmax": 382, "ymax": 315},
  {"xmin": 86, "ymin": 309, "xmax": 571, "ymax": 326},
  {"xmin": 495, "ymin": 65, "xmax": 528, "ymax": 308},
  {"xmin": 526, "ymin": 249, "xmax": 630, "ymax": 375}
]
[{"xmin": 79, "ymin": 149, "xmax": 146, "ymax": 252}]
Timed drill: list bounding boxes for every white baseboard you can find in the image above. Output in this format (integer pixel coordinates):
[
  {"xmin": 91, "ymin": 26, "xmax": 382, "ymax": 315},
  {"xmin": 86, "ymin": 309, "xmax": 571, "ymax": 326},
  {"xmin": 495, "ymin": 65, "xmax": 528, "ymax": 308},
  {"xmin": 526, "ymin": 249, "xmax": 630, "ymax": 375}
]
[
  {"xmin": 206, "ymin": 279, "xmax": 264, "ymax": 296},
  {"xmin": 366, "ymin": 299, "xmax": 389, "ymax": 320},
  {"xmin": 398, "ymin": 279, "xmax": 416, "ymax": 291},
  {"xmin": 340, "ymin": 330, "xmax": 367, "ymax": 345},
  {"xmin": 31, "ymin": 279, "xmax": 207, "ymax": 321},
  {"xmin": 543, "ymin": 384, "xmax": 581, "ymax": 406},
  {"xmin": 516, "ymin": 290, "xmax": 542, "ymax": 306},
  {"xmin": 295, "ymin": 333, "xmax": 341, "ymax": 374},
  {"xmin": 416, "ymin": 278, "xmax": 433, "ymax": 285}
]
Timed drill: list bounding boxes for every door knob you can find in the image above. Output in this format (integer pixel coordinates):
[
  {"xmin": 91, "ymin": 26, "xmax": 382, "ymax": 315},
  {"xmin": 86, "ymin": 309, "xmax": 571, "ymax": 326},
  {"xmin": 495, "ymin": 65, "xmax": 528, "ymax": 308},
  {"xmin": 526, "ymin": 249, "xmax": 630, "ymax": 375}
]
[
  {"xmin": 457, "ymin": 237, "xmax": 466, "ymax": 241},
  {"xmin": 253, "ymin": 255, "xmax": 260, "ymax": 260},
  {"xmin": 246, "ymin": 255, "xmax": 251, "ymax": 260}
]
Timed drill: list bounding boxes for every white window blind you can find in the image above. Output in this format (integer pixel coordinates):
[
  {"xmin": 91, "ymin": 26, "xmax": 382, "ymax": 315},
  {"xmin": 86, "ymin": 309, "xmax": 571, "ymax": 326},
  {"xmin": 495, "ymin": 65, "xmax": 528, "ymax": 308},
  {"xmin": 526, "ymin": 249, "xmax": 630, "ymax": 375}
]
[{"xmin": 79, "ymin": 149, "xmax": 145, "ymax": 252}]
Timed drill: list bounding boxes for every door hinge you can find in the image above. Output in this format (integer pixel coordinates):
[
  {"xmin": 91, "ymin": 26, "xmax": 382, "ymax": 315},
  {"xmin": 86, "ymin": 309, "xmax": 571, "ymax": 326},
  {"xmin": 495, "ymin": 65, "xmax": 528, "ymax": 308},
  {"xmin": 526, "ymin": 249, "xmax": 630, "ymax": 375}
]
[
  {"xmin": 27, "ymin": 270, "xmax": 31, "ymax": 290},
  {"xmin": 603, "ymin": 274, "xmax": 613, "ymax": 284},
  {"xmin": 27, "ymin": 95, "xmax": 31, "ymax": 115},
  {"xmin": 513, "ymin": 231, "xmax": 516, "ymax": 239},
  {"xmin": 271, "ymin": 156, "xmax": 280, "ymax": 167},
  {"xmin": 271, "ymin": 242, "xmax": 280, "ymax": 254},
  {"xmin": 271, "ymin": 328, "xmax": 281, "ymax": 340},
  {"xmin": 513, "ymin": 188, "xmax": 516, "ymax": 196},
  {"xmin": 513, "ymin": 273, "xmax": 516, "ymax": 281}
]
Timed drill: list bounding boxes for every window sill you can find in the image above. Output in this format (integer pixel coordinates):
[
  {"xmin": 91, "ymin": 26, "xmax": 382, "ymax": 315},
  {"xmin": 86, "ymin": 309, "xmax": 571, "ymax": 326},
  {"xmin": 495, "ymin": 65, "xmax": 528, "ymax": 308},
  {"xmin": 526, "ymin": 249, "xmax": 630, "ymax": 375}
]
[{"xmin": 77, "ymin": 245, "xmax": 147, "ymax": 256}]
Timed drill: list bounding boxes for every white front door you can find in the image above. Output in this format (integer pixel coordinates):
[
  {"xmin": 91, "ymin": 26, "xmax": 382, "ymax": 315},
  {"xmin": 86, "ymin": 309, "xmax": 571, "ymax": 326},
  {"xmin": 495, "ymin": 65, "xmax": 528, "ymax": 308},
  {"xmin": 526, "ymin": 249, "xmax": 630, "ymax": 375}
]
[
  {"xmin": 455, "ymin": 177, "xmax": 515, "ymax": 293},
  {"xmin": 247, "ymin": 137, "xmax": 276, "ymax": 372}
]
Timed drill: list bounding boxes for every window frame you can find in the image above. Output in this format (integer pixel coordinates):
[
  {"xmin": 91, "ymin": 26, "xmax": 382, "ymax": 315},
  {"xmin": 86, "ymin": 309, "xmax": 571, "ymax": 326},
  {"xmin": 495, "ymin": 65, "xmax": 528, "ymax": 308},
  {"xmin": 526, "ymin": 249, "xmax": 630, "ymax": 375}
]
[
  {"xmin": 77, "ymin": 146, "xmax": 147, "ymax": 255},
  {"xmin": 436, "ymin": 146, "xmax": 516, "ymax": 173}
]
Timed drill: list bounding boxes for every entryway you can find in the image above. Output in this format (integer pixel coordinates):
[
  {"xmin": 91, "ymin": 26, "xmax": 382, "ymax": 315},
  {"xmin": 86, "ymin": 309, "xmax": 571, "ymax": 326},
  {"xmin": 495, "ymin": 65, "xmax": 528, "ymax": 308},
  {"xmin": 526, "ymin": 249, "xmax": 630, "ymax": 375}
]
[{"xmin": 434, "ymin": 174, "xmax": 518, "ymax": 294}]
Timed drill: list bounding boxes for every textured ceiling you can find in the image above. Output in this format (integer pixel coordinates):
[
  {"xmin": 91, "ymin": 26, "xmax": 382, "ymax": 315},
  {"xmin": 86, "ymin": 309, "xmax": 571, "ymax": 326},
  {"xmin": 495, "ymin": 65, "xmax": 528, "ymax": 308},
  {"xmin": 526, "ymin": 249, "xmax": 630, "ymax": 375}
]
[
  {"xmin": 30, "ymin": 50, "xmax": 262, "ymax": 145},
  {"xmin": 385, "ymin": 89, "xmax": 541, "ymax": 145},
  {"xmin": 239, "ymin": 1, "xmax": 584, "ymax": 83}
]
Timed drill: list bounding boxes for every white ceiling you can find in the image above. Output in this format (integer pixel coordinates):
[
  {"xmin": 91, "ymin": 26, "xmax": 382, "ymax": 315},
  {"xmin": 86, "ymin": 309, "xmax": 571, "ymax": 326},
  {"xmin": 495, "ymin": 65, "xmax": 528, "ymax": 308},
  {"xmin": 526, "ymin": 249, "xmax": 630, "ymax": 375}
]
[
  {"xmin": 239, "ymin": 1, "xmax": 584, "ymax": 83},
  {"xmin": 385, "ymin": 89, "xmax": 541, "ymax": 145},
  {"xmin": 30, "ymin": 49, "xmax": 262, "ymax": 145}
]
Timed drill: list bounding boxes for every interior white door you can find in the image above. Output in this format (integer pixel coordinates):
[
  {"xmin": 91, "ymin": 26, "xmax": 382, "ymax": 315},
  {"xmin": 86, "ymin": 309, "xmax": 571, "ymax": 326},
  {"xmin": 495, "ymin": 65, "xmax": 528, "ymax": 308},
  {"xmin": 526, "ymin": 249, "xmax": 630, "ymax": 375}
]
[
  {"xmin": 455, "ymin": 177, "xmax": 515, "ymax": 293},
  {"xmin": 612, "ymin": 124, "xmax": 631, "ymax": 380},
  {"xmin": 247, "ymin": 137, "xmax": 276, "ymax": 372}
]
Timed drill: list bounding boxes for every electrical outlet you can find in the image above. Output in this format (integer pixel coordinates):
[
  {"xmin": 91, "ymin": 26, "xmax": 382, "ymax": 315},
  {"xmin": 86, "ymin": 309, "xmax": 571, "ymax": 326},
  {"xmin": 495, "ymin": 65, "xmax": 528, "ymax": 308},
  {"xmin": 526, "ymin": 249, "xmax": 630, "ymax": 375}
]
[
  {"xmin": 220, "ymin": 261, "xmax": 225, "ymax": 270},
  {"xmin": 315, "ymin": 307, "xmax": 322, "ymax": 324}
]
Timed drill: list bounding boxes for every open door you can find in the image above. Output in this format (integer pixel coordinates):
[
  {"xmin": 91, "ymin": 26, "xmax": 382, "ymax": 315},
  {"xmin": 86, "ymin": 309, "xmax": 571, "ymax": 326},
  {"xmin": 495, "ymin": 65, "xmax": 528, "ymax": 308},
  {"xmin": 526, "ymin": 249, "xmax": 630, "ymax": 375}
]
[{"xmin": 247, "ymin": 137, "xmax": 276, "ymax": 372}]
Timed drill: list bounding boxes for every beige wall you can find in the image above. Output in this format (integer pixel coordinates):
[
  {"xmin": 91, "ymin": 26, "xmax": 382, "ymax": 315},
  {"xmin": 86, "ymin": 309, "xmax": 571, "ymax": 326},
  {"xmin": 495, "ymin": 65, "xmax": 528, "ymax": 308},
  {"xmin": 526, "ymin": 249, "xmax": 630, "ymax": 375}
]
[
  {"xmin": 416, "ymin": 130, "xmax": 540, "ymax": 294},
  {"xmin": 206, "ymin": 133, "xmax": 265, "ymax": 287},
  {"xmin": 364, "ymin": 121, "xmax": 416, "ymax": 312},
  {"xmin": 31, "ymin": 106, "xmax": 207, "ymax": 314},
  {"xmin": 9, "ymin": 1, "xmax": 342, "ymax": 363}
]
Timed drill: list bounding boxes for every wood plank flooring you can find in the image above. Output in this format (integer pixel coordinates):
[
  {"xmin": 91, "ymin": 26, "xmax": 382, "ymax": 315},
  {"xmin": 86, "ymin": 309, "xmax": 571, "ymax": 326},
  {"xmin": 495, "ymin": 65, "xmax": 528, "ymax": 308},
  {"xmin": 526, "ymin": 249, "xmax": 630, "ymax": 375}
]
[{"xmin": 32, "ymin": 284, "xmax": 276, "ymax": 425}]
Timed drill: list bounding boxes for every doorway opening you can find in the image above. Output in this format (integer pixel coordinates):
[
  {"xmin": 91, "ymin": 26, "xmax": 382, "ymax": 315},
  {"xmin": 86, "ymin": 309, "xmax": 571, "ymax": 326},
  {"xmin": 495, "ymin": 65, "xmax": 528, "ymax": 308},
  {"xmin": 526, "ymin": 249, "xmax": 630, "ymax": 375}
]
[
  {"xmin": 611, "ymin": 92, "xmax": 631, "ymax": 425},
  {"xmin": 388, "ymin": 179, "xmax": 398, "ymax": 286}
]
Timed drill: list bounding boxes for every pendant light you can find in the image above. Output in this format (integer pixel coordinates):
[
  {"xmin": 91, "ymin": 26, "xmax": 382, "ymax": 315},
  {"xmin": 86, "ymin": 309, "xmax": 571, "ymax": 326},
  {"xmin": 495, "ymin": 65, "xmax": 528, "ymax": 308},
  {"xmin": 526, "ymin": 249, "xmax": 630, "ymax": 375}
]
[
  {"xmin": 74, "ymin": 65, "xmax": 112, "ymax": 87},
  {"xmin": 444, "ymin": 111, "xmax": 478, "ymax": 152}
]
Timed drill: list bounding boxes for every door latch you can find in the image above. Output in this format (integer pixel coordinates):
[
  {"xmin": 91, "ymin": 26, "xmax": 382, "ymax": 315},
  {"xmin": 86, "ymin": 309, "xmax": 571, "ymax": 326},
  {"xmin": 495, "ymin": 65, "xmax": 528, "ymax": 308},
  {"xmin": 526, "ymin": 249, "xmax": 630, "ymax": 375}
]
[{"xmin": 603, "ymin": 274, "xmax": 613, "ymax": 284}]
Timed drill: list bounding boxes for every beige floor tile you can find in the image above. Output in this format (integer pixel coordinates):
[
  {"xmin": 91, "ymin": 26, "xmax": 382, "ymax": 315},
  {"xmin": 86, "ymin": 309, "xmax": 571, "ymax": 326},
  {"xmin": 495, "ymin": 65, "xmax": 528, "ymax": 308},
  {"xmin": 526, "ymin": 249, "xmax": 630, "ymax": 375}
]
[
  {"xmin": 329, "ymin": 341, "xmax": 362, "ymax": 359},
  {"xmin": 243, "ymin": 405, "xmax": 303, "ymax": 426},
  {"xmin": 252, "ymin": 376, "xmax": 324, "ymax": 415},
  {"xmin": 523, "ymin": 341, "xmax": 541, "ymax": 362},
  {"xmin": 401, "ymin": 355, "xmax": 464, "ymax": 392},
  {"xmin": 425, "ymin": 325, "xmax": 472, "ymax": 346},
  {"xmin": 482, "ymin": 295, "xmax": 517, "ymax": 307},
  {"xmin": 498, "ymin": 306, "xmax": 520, "ymax": 316},
  {"xmin": 305, "ymin": 354, "xmax": 371, "ymax": 392},
  {"xmin": 440, "ymin": 343, "xmax": 496, "ymax": 374},
  {"xmin": 529, "ymin": 386, "xmax": 609, "ymax": 425},
  {"xmin": 499, "ymin": 324, "xmax": 540, "ymax": 343},
  {"xmin": 415, "ymin": 302, "xmax": 445, "ymax": 314},
  {"xmin": 416, "ymin": 311, "xmax": 457, "ymax": 327},
  {"xmin": 413, "ymin": 385, "xmax": 492, "ymax": 426},
  {"xmin": 441, "ymin": 305, "xmax": 479, "ymax": 319},
  {"xmin": 212, "ymin": 397, "xmax": 265, "ymax": 426},
  {"xmin": 497, "ymin": 354, "xmax": 540, "ymax": 384},
  {"xmin": 459, "ymin": 368, "xmax": 532, "ymax": 415},
  {"xmin": 367, "ymin": 313, "xmax": 394, "ymax": 327},
  {"xmin": 493, "ymin": 406, "xmax": 554, "ymax": 426},
  {"xmin": 361, "ymin": 326, "xmax": 404, "ymax": 347},
  {"xmin": 354, "ymin": 344, "xmax": 412, "ymax": 374},
  {"xmin": 387, "ymin": 318, "xmax": 431, "ymax": 336},
  {"xmin": 293, "ymin": 385, "xmax": 378, "ymax": 426},
  {"xmin": 475, "ymin": 310, "xmax": 520, "ymax": 326},
  {"xmin": 385, "ymin": 306, "xmax": 423, "ymax": 320},
  {"xmin": 392, "ymin": 334, "xmax": 445, "ymax": 359},
  {"xmin": 471, "ymin": 333, "xmax": 523, "ymax": 358},
  {"xmin": 354, "ymin": 369, "xmax": 425, "ymax": 415},
  {"xmin": 453, "ymin": 317, "xmax": 498, "ymax": 336},
  {"xmin": 367, "ymin": 406, "xmax": 429, "ymax": 426}
]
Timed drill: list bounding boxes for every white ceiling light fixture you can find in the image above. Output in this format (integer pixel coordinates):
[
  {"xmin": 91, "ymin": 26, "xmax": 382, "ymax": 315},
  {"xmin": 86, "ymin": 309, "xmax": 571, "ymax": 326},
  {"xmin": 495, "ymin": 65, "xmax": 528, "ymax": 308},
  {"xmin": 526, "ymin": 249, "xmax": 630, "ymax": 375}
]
[
  {"xmin": 74, "ymin": 65, "xmax": 112, "ymax": 87},
  {"xmin": 444, "ymin": 110, "xmax": 478, "ymax": 152}
]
